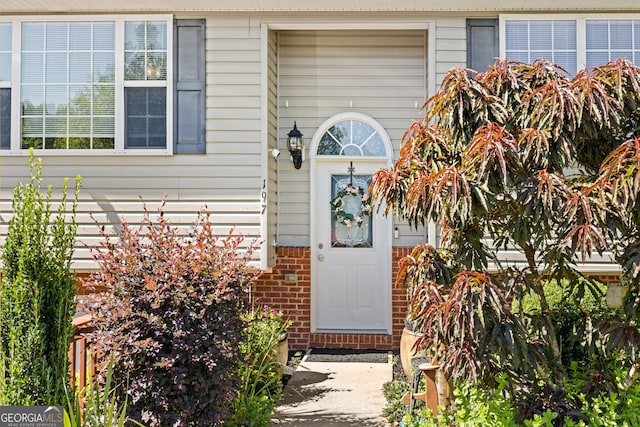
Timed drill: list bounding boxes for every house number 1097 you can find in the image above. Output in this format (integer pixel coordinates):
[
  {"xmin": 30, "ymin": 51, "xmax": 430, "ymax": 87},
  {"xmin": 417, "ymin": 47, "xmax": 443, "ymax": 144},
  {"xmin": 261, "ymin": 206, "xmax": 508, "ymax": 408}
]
[{"xmin": 261, "ymin": 179, "xmax": 267, "ymax": 214}]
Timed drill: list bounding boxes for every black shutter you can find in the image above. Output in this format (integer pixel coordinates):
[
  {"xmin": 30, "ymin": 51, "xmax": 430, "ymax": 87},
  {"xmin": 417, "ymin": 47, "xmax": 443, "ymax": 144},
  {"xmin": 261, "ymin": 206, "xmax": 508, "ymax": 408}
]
[
  {"xmin": 467, "ymin": 19, "xmax": 499, "ymax": 73},
  {"xmin": 174, "ymin": 19, "xmax": 205, "ymax": 154}
]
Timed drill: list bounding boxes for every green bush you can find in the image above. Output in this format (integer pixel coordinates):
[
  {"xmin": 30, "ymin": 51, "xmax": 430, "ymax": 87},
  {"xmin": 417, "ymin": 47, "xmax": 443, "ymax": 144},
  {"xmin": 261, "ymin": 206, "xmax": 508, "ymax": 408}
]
[
  {"xmin": 382, "ymin": 380, "xmax": 413, "ymax": 424},
  {"xmin": 518, "ymin": 279, "xmax": 610, "ymax": 367},
  {"xmin": 83, "ymin": 203, "xmax": 260, "ymax": 426},
  {"xmin": 564, "ymin": 365, "xmax": 640, "ymax": 427},
  {"xmin": 226, "ymin": 305, "xmax": 292, "ymax": 426},
  {"xmin": 518, "ymin": 279, "xmax": 607, "ymax": 314},
  {"xmin": 396, "ymin": 373, "xmax": 640, "ymax": 426},
  {"xmin": 400, "ymin": 377, "xmax": 517, "ymax": 427},
  {"xmin": 0, "ymin": 152, "xmax": 79, "ymax": 405}
]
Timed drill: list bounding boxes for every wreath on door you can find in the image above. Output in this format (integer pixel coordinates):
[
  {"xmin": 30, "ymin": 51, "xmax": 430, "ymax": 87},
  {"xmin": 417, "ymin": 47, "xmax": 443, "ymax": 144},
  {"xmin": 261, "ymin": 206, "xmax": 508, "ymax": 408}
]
[{"xmin": 330, "ymin": 185, "xmax": 372, "ymax": 228}]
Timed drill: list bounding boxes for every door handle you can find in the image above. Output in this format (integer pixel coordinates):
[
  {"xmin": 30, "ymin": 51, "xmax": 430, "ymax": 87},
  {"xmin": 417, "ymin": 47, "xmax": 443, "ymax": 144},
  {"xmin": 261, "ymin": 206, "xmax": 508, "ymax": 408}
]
[{"xmin": 318, "ymin": 254, "xmax": 325, "ymax": 261}]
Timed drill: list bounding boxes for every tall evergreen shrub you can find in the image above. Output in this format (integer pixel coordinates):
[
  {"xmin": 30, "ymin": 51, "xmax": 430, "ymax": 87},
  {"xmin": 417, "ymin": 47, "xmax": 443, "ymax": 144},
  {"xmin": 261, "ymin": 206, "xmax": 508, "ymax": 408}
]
[{"xmin": 0, "ymin": 152, "xmax": 80, "ymax": 405}]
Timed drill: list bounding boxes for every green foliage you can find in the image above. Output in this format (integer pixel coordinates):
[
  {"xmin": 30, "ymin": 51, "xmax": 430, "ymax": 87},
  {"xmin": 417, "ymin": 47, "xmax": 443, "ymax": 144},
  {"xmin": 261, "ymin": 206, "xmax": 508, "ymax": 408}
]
[
  {"xmin": 401, "ymin": 408, "xmax": 440, "ymax": 427},
  {"xmin": 226, "ymin": 305, "xmax": 292, "ymax": 427},
  {"xmin": 0, "ymin": 150, "xmax": 80, "ymax": 405},
  {"xmin": 564, "ymin": 363, "xmax": 640, "ymax": 427},
  {"xmin": 393, "ymin": 373, "xmax": 640, "ymax": 426},
  {"xmin": 382, "ymin": 380, "xmax": 413, "ymax": 423},
  {"xmin": 82, "ymin": 202, "xmax": 260, "ymax": 426},
  {"xmin": 519, "ymin": 279, "xmax": 607, "ymax": 314},
  {"xmin": 518, "ymin": 279, "xmax": 610, "ymax": 366},
  {"xmin": 449, "ymin": 377, "xmax": 516, "ymax": 426},
  {"xmin": 522, "ymin": 411, "xmax": 558, "ymax": 427},
  {"xmin": 399, "ymin": 378, "xmax": 516, "ymax": 426},
  {"xmin": 64, "ymin": 355, "xmax": 144, "ymax": 427}
]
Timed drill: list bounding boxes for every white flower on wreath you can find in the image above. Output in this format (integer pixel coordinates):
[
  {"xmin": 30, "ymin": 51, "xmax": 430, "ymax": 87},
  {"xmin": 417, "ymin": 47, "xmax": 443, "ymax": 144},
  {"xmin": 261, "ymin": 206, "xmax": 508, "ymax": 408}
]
[{"xmin": 330, "ymin": 184, "xmax": 372, "ymax": 228}]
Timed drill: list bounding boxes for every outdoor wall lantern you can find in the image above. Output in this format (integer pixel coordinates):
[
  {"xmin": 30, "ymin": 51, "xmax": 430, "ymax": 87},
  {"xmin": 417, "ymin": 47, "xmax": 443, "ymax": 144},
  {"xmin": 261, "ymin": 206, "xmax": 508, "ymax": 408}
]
[{"xmin": 287, "ymin": 122, "xmax": 304, "ymax": 169}]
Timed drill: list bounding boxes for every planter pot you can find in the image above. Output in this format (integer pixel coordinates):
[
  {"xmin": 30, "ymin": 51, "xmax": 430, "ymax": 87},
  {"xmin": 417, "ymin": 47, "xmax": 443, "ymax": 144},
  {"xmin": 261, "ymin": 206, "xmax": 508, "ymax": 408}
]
[
  {"xmin": 400, "ymin": 324, "xmax": 422, "ymax": 379},
  {"xmin": 400, "ymin": 321, "xmax": 452, "ymax": 410},
  {"xmin": 276, "ymin": 331, "xmax": 289, "ymax": 367}
]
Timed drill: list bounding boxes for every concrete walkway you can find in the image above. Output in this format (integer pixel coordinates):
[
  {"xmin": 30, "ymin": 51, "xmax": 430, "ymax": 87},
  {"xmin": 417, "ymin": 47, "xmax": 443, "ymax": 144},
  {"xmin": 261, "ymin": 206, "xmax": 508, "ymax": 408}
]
[{"xmin": 272, "ymin": 350, "xmax": 393, "ymax": 426}]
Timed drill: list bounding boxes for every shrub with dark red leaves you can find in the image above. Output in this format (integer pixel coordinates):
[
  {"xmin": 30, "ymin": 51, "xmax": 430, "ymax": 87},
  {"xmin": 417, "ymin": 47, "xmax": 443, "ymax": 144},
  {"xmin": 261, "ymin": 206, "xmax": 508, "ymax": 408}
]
[{"xmin": 82, "ymin": 201, "xmax": 260, "ymax": 426}]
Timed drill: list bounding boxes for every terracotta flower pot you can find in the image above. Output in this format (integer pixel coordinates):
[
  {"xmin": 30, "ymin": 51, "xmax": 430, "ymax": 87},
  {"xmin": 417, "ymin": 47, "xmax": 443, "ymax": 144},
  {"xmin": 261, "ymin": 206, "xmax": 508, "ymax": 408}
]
[{"xmin": 400, "ymin": 324, "xmax": 422, "ymax": 379}]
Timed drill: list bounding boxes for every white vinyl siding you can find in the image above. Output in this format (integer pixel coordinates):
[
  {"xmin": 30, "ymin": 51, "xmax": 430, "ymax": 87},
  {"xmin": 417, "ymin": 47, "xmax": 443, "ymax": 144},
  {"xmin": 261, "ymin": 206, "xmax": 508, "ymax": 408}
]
[
  {"xmin": 482, "ymin": 237, "xmax": 619, "ymax": 274},
  {"xmin": 0, "ymin": 156, "xmax": 263, "ymax": 270},
  {"xmin": 0, "ymin": 10, "xmax": 632, "ymax": 276},
  {"xmin": 434, "ymin": 18, "xmax": 467, "ymax": 88},
  {"xmin": 207, "ymin": 17, "xmax": 261, "ymax": 176},
  {"xmin": 0, "ymin": 16, "xmax": 265, "ymax": 270},
  {"xmin": 0, "ymin": 192, "xmax": 261, "ymax": 270},
  {"xmin": 277, "ymin": 29, "xmax": 428, "ymax": 247}
]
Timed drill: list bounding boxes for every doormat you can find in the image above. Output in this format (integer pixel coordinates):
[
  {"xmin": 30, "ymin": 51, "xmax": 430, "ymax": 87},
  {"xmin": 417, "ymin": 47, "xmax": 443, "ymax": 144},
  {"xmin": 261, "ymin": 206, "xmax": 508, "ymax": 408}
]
[{"xmin": 305, "ymin": 348, "xmax": 390, "ymax": 363}]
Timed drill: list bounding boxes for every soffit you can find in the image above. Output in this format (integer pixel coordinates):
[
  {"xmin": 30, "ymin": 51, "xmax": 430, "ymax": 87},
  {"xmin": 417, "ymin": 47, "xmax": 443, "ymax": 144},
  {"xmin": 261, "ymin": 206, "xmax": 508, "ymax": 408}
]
[{"xmin": 1, "ymin": 0, "xmax": 640, "ymax": 13}]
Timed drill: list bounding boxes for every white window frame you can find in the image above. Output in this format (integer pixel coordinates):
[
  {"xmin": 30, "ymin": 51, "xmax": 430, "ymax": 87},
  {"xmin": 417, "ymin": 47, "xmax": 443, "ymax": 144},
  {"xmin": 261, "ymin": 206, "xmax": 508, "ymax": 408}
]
[
  {"xmin": 500, "ymin": 14, "xmax": 640, "ymax": 73},
  {"xmin": 2, "ymin": 14, "xmax": 173, "ymax": 156}
]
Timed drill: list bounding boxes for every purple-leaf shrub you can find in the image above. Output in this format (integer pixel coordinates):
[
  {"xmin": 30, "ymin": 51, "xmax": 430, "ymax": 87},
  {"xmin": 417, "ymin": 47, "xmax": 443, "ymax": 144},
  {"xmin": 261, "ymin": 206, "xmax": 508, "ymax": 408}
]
[{"xmin": 82, "ymin": 201, "xmax": 260, "ymax": 426}]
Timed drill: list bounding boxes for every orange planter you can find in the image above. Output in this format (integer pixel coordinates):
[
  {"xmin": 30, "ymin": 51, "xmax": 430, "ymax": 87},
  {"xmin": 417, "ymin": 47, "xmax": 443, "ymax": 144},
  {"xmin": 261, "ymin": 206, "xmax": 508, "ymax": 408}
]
[{"xmin": 400, "ymin": 326, "xmax": 422, "ymax": 379}]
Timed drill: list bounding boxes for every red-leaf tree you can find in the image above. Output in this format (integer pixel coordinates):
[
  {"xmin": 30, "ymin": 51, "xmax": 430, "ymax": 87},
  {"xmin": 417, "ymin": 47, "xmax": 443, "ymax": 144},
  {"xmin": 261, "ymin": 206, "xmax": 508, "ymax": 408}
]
[{"xmin": 371, "ymin": 58, "xmax": 640, "ymax": 418}]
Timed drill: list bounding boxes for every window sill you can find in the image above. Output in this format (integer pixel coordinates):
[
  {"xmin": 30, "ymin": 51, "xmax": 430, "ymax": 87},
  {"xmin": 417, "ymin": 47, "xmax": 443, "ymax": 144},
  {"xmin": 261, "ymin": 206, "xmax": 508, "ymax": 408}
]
[{"xmin": 0, "ymin": 148, "xmax": 174, "ymax": 156}]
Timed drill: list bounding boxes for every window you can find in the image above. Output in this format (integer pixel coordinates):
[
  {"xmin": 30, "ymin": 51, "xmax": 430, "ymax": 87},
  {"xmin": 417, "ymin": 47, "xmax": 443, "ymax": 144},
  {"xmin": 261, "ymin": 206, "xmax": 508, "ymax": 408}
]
[
  {"xmin": 0, "ymin": 22, "xmax": 10, "ymax": 150},
  {"xmin": 586, "ymin": 20, "xmax": 640, "ymax": 68},
  {"xmin": 1, "ymin": 15, "xmax": 178, "ymax": 153},
  {"xmin": 504, "ymin": 19, "xmax": 577, "ymax": 75},
  {"xmin": 316, "ymin": 119, "xmax": 386, "ymax": 157},
  {"xmin": 20, "ymin": 21, "xmax": 116, "ymax": 150},
  {"xmin": 502, "ymin": 15, "xmax": 640, "ymax": 76},
  {"xmin": 124, "ymin": 20, "xmax": 167, "ymax": 149}
]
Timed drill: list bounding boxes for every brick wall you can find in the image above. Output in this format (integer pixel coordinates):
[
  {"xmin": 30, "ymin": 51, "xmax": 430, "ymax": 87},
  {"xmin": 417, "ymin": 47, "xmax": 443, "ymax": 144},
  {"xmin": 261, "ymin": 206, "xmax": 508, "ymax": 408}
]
[
  {"xmin": 76, "ymin": 250, "xmax": 623, "ymax": 353},
  {"xmin": 250, "ymin": 247, "xmax": 312, "ymax": 349},
  {"xmin": 592, "ymin": 274, "xmax": 621, "ymax": 285},
  {"xmin": 392, "ymin": 247, "xmax": 412, "ymax": 346},
  {"xmin": 251, "ymin": 246, "xmax": 411, "ymax": 351}
]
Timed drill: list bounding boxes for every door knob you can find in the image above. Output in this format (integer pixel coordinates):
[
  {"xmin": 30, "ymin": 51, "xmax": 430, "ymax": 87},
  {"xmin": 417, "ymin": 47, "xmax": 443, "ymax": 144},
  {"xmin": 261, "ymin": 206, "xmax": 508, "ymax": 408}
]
[{"xmin": 318, "ymin": 254, "xmax": 325, "ymax": 261}]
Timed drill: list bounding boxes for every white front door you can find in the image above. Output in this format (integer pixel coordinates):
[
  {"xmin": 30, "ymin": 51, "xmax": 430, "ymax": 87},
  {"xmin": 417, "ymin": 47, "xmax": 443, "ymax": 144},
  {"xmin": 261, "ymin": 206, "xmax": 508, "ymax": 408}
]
[{"xmin": 310, "ymin": 113, "xmax": 392, "ymax": 334}]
